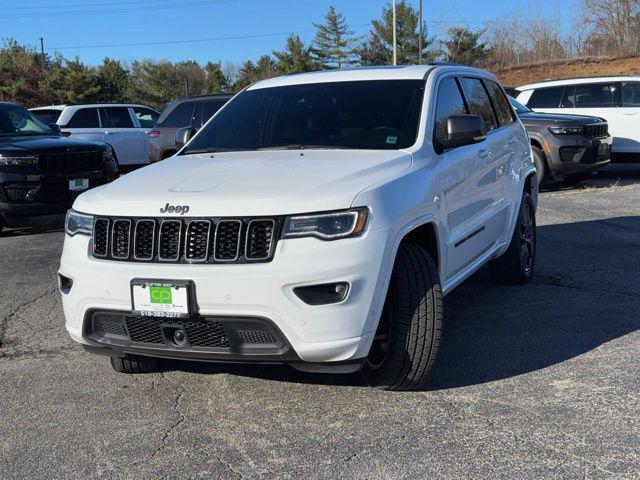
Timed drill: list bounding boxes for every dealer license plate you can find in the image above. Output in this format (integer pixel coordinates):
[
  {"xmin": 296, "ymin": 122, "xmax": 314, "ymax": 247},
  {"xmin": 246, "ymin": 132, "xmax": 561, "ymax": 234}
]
[
  {"xmin": 131, "ymin": 280, "xmax": 190, "ymax": 318},
  {"xmin": 69, "ymin": 178, "xmax": 89, "ymax": 191}
]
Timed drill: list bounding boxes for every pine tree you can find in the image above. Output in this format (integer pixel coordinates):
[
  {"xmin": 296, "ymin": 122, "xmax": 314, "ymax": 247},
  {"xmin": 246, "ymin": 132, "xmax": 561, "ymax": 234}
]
[
  {"xmin": 311, "ymin": 6, "xmax": 357, "ymax": 68},
  {"xmin": 273, "ymin": 35, "xmax": 317, "ymax": 74},
  {"xmin": 442, "ymin": 27, "xmax": 490, "ymax": 67},
  {"xmin": 234, "ymin": 60, "xmax": 257, "ymax": 91},
  {"xmin": 204, "ymin": 61, "xmax": 230, "ymax": 93},
  {"xmin": 59, "ymin": 57, "xmax": 100, "ymax": 104},
  {"xmin": 359, "ymin": 0, "xmax": 436, "ymax": 66},
  {"xmin": 255, "ymin": 55, "xmax": 278, "ymax": 80},
  {"xmin": 96, "ymin": 58, "xmax": 130, "ymax": 103}
]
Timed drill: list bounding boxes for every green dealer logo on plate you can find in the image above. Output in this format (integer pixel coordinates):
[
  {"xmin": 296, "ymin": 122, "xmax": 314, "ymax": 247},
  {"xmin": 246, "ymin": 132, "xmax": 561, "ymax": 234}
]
[{"xmin": 149, "ymin": 286, "xmax": 172, "ymax": 304}]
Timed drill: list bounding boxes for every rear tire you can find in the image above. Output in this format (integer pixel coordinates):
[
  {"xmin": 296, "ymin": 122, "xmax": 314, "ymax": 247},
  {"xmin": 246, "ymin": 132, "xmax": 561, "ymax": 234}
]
[
  {"xmin": 110, "ymin": 355, "xmax": 159, "ymax": 374},
  {"xmin": 360, "ymin": 243, "xmax": 443, "ymax": 391},
  {"xmin": 489, "ymin": 191, "xmax": 536, "ymax": 285},
  {"xmin": 532, "ymin": 146, "xmax": 547, "ymax": 187}
]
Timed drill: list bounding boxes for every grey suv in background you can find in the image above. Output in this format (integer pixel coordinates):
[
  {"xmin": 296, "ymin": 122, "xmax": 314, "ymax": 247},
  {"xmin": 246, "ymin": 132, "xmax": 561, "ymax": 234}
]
[
  {"xmin": 148, "ymin": 93, "xmax": 232, "ymax": 163},
  {"xmin": 509, "ymin": 96, "xmax": 612, "ymax": 185}
]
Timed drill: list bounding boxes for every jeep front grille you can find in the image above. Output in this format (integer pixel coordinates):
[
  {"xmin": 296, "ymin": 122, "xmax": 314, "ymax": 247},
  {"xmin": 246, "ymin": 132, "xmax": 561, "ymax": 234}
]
[
  {"xmin": 92, "ymin": 216, "xmax": 282, "ymax": 264},
  {"xmin": 583, "ymin": 123, "xmax": 608, "ymax": 138}
]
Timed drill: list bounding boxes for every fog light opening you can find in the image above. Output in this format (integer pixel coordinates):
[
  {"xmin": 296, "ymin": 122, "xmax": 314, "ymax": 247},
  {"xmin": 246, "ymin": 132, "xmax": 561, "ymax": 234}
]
[
  {"xmin": 294, "ymin": 282, "xmax": 350, "ymax": 306},
  {"xmin": 58, "ymin": 274, "xmax": 73, "ymax": 295}
]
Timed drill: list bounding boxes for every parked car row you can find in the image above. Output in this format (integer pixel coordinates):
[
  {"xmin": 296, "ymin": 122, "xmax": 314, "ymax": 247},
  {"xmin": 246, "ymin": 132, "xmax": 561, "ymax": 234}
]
[{"xmin": 514, "ymin": 76, "xmax": 640, "ymax": 161}]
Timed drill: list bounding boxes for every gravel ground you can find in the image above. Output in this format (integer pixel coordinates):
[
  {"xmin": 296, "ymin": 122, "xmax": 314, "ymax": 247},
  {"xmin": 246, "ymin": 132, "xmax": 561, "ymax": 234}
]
[{"xmin": 1, "ymin": 165, "xmax": 639, "ymax": 479}]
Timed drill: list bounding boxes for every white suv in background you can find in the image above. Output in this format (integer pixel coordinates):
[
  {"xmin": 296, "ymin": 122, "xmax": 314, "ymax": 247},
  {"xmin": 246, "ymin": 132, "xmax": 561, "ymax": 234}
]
[
  {"xmin": 30, "ymin": 104, "xmax": 160, "ymax": 169},
  {"xmin": 515, "ymin": 76, "xmax": 640, "ymax": 160},
  {"xmin": 59, "ymin": 65, "xmax": 536, "ymax": 390}
]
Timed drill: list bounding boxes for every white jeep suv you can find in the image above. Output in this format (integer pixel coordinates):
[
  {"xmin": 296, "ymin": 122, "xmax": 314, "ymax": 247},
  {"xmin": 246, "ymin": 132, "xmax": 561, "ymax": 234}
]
[
  {"xmin": 59, "ymin": 65, "xmax": 537, "ymax": 390},
  {"xmin": 30, "ymin": 104, "xmax": 160, "ymax": 169}
]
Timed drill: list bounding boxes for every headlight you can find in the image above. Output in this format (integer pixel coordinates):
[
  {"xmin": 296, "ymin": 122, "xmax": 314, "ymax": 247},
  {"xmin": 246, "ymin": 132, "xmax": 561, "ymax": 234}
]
[
  {"xmin": 65, "ymin": 209, "xmax": 94, "ymax": 236},
  {"xmin": 0, "ymin": 155, "xmax": 39, "ymax": 166},
  {"xmin": 102, "ymin": 147, "xmax": 114, "ymax": 162},
  {"xmin": 549, "ymin": 126, "xmax": 583, "ymax": 135},
  {"xmin": 283, "ymin": 208, "xmax": 369, "ymax": 240}
]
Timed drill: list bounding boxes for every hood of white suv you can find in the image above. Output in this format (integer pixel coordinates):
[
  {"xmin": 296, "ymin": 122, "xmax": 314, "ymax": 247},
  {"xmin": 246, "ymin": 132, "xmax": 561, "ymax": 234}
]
[{"xmin": 73, "ymin": 150, "xmax": 412, "ymax": 217}]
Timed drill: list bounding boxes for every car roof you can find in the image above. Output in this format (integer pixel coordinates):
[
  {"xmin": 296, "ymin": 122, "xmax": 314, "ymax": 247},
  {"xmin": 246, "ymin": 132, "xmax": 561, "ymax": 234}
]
[
  {"xmin": 517, "ymin": 75, "xmax": 640, "ymax": 91},
  {"xmin": 248, "ymin": 65, "xmax": 497, "ymax": 90},
  {"xmin": 0, "ymin": 101, "xmax": 22, "ymax": 108},
  {"xmin": 30, "ymin": 104, "xmax": 158, "ymax": 111}
]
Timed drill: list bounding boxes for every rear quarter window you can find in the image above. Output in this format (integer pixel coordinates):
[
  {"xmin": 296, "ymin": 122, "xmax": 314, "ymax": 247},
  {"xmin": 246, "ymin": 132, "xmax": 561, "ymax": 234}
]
[{"xmin": 159, "ymin": 101, "xmax": 197, "ymax": 128}]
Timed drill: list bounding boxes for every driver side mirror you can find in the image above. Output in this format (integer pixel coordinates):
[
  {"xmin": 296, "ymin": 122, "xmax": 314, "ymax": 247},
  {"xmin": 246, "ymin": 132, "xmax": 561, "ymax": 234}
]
[
  {"xmin": 440, "ymin": 115, "xmax": 486, "ymax": 149},
  {"xmin": 49, "ymin": 123, "xmax": 61, "ymax": 134},
  {"xmin": 175, "ymin": 126, "xmax": 197, "ymax": 150}
]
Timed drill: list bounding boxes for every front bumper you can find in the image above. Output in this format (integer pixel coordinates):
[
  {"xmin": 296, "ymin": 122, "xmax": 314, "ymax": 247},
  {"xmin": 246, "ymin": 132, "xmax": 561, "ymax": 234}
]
[
  {"xmin": 0, "ymin": 165, "xmax": 116, "ymax": 225},
  {"xmin": 546, "ymin": 135, "xmax": 612, "ymax": 177},
  {"xmin": 59, "ymin": 228, "xmax": 391, "ymax": 364}
]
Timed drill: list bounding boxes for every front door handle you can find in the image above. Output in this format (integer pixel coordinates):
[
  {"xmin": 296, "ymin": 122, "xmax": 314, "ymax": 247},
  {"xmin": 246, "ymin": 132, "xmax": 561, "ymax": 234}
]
[{"xmin": 478, "ymin": 148, "xmax": 490, "ymax": 159}]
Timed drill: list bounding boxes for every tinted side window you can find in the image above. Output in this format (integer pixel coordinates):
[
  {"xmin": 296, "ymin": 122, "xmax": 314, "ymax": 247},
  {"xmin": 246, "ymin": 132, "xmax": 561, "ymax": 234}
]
[
  {"xmin": 570, "ymin": 83, "xmax": 617, "ymax": 108},
  {"xmin": 65, "ymin": 108, "xmax": 99, "ymax": 128},
  {"xmin": 461, "ymin": 77, "xmax": 498, "ymax": 132},
  {"xmin": 132, "ymin": 107, "xmax": 159, "ymax": 128},
  {"xmin": 434, "ymin": 77, "xmax": 468, "ymax": 148},
  {"xmin": 161, "ymin": 101, "xmax": 196, "ymax": 127},
  {"xmin": 527, "ymin": 86, "xmax": 565, "ymax": 108},
  {"xmin": 485, "ymin": 80, "xmax": 515, "ymax": 126},
  {"xmin": 621, "ymin": 82, "xmax": 640, "ymax": 107},
  {"xmin": 202, "ymin": 100, "xmax": 228, "ymax": 124},
  {"xmin": 100, "ymin": 107, "xmax": 134, "ymax": 128}
]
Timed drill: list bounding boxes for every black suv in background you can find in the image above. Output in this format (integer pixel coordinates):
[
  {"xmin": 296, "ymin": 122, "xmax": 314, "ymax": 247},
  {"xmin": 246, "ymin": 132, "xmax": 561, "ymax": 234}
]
[
  {"xmin": 0, "ymin": 102, "xmax": 118, "ymax": 233},
  {"xmin": 509, "ymin": 96, "xmax": 612, "ymax": 185},
  {"xmin": 148, "ymin": 93, "xmax": 233, "ymax": 163}
]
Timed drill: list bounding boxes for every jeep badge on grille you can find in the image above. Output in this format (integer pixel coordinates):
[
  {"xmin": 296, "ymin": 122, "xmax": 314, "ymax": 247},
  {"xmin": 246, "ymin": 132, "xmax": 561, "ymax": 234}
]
[{"xmin": 160, "ymin": 203, "xmax": 190, "ymax": 215}]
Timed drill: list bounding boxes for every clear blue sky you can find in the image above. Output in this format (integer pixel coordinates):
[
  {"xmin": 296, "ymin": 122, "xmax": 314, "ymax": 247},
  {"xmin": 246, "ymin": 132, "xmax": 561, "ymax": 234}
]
[{"xmin": 3, "ymin": 0, "xmax": 574, "ymax": 66}]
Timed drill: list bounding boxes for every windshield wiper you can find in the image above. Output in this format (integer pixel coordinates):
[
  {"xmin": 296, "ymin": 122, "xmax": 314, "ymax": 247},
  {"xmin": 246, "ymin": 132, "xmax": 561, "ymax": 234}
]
[
  {"xmin": 256, "ymin": 144, "xmax": 352, "ymax": 151},
  {"xmin": 181, "ymin": 147, "xmax": 237, "ymax": 154}
]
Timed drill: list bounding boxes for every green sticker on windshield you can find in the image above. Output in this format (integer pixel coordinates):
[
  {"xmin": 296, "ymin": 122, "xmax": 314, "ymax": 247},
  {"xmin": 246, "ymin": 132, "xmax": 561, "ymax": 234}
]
[{"xmin": 386, "ymin": 136, "xmax": 398, "ymax": 144}]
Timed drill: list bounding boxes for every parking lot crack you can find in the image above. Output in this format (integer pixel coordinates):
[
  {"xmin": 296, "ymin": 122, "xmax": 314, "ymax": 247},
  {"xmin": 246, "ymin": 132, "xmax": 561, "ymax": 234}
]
[{"xmin": 0, "ymin": 287, "xmax": 57, "ymax": 352}]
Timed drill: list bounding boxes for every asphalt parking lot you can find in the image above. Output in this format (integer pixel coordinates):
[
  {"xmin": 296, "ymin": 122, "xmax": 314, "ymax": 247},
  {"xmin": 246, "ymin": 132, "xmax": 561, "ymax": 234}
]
[{"xmin": 1, "ymin": 165, "xmax": 639, "ymax": 479}]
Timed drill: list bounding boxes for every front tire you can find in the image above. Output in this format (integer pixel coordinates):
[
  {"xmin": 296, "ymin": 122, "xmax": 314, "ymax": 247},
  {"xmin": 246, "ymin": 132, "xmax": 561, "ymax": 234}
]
[
  {"xmin": 110, "ymin": 355, "xmax": 159, "ymax": 374},
  {"xmin": 489, "ymin": 191, "xmax": 536, "ymax": 285},
  {"xmin": 532, "ymin": 146, "xmax": 547, "ymax": 187},
  {"xmin": 360, "ymin": 243, "xmax": 443, "ymax": 391}
]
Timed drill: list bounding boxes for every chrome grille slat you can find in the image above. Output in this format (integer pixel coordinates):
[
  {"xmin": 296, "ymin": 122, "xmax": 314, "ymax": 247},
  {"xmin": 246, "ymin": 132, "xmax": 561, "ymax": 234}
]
[
  {"xmin": 134, "ymin": 219, "xmax": 156, "ymax": 260},
  {"xmin": 214, "ymin": 220, "xmax": 242, "ymax": 261},
  {"xmin": 91, "ymin": 216, "xmax": 279, "ymax": 264},
  {"xmin": 184, "ymin": 220, "xmax": 212, "ymax": 262},
  {"xmin": 111, "ymin": 219, "xmax": 131, "ymax": 259},
  {"xmin": 245, "ymin": 219, "xmax": 276, "ymax": 260},
  {"xmin": 93, "ymin": 218, "xmax": 110, "ymax": 258},
  {"xmin": 158, "ymin": 220, "xmax": 182, "ymax": 261}
]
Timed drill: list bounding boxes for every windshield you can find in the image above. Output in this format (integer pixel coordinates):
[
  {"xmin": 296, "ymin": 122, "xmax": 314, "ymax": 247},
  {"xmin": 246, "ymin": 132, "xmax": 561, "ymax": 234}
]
[
  {"xmin": 508, "ymin": 96, "xmax": 531, "ymax": 114},
  {"xmin": 182, "ymin": 80, "xmax": 425, "ymax": 153},
  {"xmin": 0, "ymin": 105, "xmax": 57, "ymax": 137}
]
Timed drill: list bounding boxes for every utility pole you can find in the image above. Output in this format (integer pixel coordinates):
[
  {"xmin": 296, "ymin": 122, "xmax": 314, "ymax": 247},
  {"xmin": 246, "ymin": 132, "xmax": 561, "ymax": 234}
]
[
  {"xmin": 39, "ymin": 37, "xmax": 45, "ymax": 66},
  {"xmin": 392, "ymin": 0, "xmax": 397, "ymax": 66},
  {"xmin": 418, "ymin": 0, "xmax": 423, "ymax": 64}
]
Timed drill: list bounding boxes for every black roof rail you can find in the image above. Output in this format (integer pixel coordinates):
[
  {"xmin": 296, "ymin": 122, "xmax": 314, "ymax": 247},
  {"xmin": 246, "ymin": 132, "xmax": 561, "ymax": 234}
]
[{"xmin": 522, "ymin": 74, "xmax": 640, "ymax": 86}]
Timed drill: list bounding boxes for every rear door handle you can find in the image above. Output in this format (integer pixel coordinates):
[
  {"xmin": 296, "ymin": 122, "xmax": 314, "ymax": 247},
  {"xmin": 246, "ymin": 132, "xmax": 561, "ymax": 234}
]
[{"xmin": 478, "ymin": 148, "xmax": 490, "ymax": 159}]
